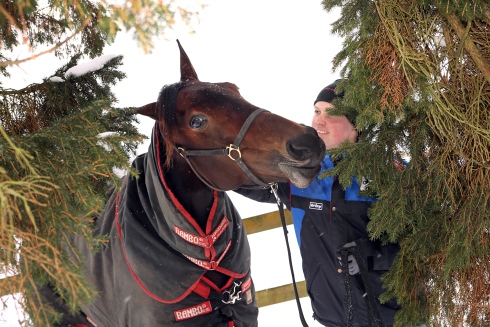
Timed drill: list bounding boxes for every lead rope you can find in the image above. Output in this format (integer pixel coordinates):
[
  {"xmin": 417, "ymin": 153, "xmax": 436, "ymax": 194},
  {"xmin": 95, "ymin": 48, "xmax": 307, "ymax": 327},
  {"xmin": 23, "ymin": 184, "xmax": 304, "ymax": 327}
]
[
  {"xmin": 350, "ymin": 247, "xmax": 385, "ymax": 327},
  {"xmin": 270, "ymin": 183, "xmax": 310, "ymax": 327},
  {"xmin": 340, "ymin": 250, "xmax": 355, "ymax": 326},
  {"xmin": 338, "ymin": 246, "xmax": 385, "ymax": 327}
]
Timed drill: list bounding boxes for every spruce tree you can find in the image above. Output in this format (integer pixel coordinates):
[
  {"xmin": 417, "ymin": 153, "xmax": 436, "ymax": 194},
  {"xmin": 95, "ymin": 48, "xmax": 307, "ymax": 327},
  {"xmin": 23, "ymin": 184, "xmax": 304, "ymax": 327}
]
[
  {"xmin": 0, "ymin": 0, "xmax": 199, "ymax": 325},
  {"xmin": 322, "ymin": 0, "xmax": 490, "ymax": 325}
]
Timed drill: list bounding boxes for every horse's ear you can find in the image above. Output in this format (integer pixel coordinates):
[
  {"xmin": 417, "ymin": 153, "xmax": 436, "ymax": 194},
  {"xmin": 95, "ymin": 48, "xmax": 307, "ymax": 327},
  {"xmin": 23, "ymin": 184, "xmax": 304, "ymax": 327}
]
[
  {"xmin": 138, "ymin": 102, "xmax": 158, "ymax": 120},
  {"xmin": 177, "ymin": 39, "xmax": 199, "ymax": 82}
]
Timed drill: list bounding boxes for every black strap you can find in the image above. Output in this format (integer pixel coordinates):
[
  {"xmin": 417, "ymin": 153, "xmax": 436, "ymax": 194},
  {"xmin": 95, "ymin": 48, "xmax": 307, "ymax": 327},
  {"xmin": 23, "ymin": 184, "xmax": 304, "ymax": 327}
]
[
  {"xmin": 180, "ymin": 109, "xmax": 267, "ymax": 158},
  {"xmin": 350, "ymin": 247, "xmax": 385, "ymax": 327},
  {"xmin": 275, "ymin": 187, "xmax": 309, "ymax": 327},
  {"xmin": 231, "ymin": 108, "xmax": 267, "ymax": 147},
  {"xmin": 340, "ymin": 250, "xmax": 355, "ymax": 326},
  {"xmin": 234, "ymin": 157, "xmax": 270, "ymax": 188},
  {"xmin": 339, "ymin": 246, "xmax": 385, "ymax": 327}
]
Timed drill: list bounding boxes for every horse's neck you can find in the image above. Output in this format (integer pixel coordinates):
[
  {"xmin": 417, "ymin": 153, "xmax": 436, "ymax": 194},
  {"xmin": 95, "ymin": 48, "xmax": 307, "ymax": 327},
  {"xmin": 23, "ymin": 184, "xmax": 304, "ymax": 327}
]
[{"xmin": 164, "ymin": 155, "xmax": 214, "ymax": 231}]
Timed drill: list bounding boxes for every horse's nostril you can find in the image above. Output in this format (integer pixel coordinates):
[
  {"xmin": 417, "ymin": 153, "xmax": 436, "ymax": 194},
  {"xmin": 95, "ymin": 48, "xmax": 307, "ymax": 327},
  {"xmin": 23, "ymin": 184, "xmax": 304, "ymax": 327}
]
[
  {"xmin": 287, "ymin": 137, "xmax": 313, "ymax": 161},
  {"xmin": 287, "ymin": 129, "xmax": 325, "ymax": 162}
]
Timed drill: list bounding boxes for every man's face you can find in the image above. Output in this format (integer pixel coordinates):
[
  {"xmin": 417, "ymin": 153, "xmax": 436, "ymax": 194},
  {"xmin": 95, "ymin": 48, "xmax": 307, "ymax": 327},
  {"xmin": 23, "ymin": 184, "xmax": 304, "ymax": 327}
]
[{"xmin": 311, "ymin": 101, "xmax": 358, "ymax": 149}]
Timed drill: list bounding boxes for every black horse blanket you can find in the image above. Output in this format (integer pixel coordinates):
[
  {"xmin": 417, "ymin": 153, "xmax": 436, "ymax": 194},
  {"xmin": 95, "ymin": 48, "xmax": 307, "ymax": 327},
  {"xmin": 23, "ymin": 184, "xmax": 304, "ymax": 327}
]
[{"xmin": 71, "ymin": 126, "xmax": 258, "ymax": 326}]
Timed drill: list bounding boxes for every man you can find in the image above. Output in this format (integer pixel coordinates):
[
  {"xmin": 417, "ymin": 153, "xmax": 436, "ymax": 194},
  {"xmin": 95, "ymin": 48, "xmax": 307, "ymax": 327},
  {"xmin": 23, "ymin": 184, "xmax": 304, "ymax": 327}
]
[{"xmin": 236, "ymin": 80, "xmax": 400, "ymax": 327}]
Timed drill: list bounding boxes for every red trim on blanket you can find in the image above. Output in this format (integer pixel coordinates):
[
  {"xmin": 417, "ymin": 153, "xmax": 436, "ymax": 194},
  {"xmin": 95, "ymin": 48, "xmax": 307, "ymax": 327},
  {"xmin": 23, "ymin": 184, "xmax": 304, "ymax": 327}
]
[
  {"xmin": 200, "ymin": 275, "xmax": 234, "ymax": 293},
  {"xmin": 154, "ymin": 125, "xmax": 219, "ymax": 237},
  {"xmin": 214, "ymin": 266, "xmax": 248, "ymax": 279},
  {"xmin": 206, "ymin": 189, "xmax": 219, "ymax": 234},
  {"xmin": 241, "ymin": 277, "xmax": 252, "ymax": 293},
  {"xmin": 183, "ymin": 240, "xmax": 232, "ymax": 270},
  {"xmin": 115, "ymin": 192, "xmax": 200, "ymax": 304},
  {"xmin": 192, "ymin": 282, "xmax": 211, "ymax": 299},
  {"xmin": 86, "ymin": 316, "xmax": 98, "ymax": 327}
]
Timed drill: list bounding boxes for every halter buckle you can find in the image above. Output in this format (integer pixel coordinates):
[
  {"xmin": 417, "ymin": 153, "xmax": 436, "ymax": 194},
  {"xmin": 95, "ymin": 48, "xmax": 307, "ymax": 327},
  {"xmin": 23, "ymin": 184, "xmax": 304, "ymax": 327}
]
[
  {"xmin": 226, "ymin": 144, "xmax": 241, "ymax": 161},
  {"xmin": 177, "ymin": 147, "xmax": 186, "ymax": 158},
  {"xmin": 270, "ymin": 183, "xmax": 281, "ymax": 205}
]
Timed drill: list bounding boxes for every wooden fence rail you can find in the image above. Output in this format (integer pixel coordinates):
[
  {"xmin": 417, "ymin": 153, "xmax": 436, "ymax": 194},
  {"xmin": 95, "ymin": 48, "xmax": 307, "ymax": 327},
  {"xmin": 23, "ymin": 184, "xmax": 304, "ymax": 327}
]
[
  {"xmin": 242, "ymin": 209, "xmax": 308, "ymax": 307},
  {"xmin": 242, "ymin": 209, "xmax": 292, "ymax": 235},
  {"xmin": 1, "ymin": 210, "xmax": 307, "ymax": 307}
]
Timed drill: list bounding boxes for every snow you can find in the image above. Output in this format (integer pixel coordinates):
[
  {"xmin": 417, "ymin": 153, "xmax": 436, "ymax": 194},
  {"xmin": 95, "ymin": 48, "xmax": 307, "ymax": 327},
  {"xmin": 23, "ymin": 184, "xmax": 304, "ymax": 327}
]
[
  {"xmin": 0, "ymin": 293, "xmax": 28, "ymax": 326},
  {"xmin": 49, "ymin": 76, "xmax": 64, "ymax": 82},
  {"xmin": 97, "ymin": 132, "xmax": 118, "ymax": 138},
  {"xmin": 48, "ymin": 54, "xmax": 119, "ymax": 83},
  {"xmin": 64, "ymin": 54, "xmax": 119, "ymax": 79},
  {"xmin": 96, "ymin": 132, "xmax": 119, "ymax": 152}
]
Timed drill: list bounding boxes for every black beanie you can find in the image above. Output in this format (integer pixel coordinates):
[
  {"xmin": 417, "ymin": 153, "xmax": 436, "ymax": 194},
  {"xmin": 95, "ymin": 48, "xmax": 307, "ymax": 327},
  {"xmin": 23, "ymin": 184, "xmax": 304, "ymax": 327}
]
[
  {"xmin": 314, "ymin": 79, "xmax": 356, "ymax": 125},
  {"xmin": 314, "ymin": 79, "xmax": 344, "ymax": 105}
]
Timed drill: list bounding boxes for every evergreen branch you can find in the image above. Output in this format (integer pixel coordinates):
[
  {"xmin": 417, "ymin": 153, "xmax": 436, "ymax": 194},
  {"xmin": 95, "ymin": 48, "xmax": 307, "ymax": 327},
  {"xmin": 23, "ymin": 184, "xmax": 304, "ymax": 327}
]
[
  {"xmin": 0, "ymin": 1, "xmax": 189, "ymax": 324},
  {"xmin": 0, "ymin": 275, "xmax": 21, "ymax": 296},
  {"xmin": 0, "ymin": 180, "xmax": 42, "ymax": 231},
  {"xmin": 0, "ymin": 126, "xmax": 35, "ymax": 173},
  {"xmin": 0, "ymin": 3, "xmax": 20, "ymax": 30},
  {"xmin": 0, "ymin": 17, "xmax": 91, "ymax": 68},
  {"xmin": 444, "ymin": 12, "xmax": 490, "ymax": 84},
  {"xmin": 324, "ymin": 1, "xmax": 490, "ymax": 325}
]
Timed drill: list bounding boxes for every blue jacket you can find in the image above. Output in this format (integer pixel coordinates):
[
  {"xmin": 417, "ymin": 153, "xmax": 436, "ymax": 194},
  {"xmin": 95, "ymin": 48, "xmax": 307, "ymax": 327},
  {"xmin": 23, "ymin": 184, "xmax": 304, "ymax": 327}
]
[{"xmin": 236, "ymin": 155, "xmax": 400, "ymax": 327}]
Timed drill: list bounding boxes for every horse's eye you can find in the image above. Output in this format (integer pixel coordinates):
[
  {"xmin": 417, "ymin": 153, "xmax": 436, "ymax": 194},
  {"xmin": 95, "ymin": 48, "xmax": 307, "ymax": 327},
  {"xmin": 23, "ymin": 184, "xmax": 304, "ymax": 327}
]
[{"xmin": 189, "ymin": 115, "xmax": 207, "ymax": 130}]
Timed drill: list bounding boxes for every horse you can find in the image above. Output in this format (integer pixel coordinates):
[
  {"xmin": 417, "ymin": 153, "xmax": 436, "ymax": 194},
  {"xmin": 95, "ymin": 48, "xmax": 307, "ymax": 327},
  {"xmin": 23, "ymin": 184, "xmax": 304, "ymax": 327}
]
[{"xmin": 42, "ymin": 40, "xmax": 326, "ymax": 327}]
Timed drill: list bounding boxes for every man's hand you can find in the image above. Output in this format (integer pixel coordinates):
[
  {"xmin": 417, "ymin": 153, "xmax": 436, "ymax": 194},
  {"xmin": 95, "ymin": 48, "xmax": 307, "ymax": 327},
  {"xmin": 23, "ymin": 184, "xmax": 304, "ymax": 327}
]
[
  {"xmin": 337, "ymin": 241, "xmax": 360, "ymax": 275},
  {"xmin": 344, "ymin": 255, "xmax": 359, "ymax": 275}
]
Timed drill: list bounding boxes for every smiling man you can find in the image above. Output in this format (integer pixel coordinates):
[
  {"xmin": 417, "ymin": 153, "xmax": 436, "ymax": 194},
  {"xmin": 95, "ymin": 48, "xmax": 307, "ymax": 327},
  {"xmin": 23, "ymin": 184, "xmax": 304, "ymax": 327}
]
[
  {"xmin": 236, "ymin": 80, "xmax": 401, "ymax": 327},
  {"xmin": 312, "ymin": 81, "xmax": 358, "ymax": 149}
]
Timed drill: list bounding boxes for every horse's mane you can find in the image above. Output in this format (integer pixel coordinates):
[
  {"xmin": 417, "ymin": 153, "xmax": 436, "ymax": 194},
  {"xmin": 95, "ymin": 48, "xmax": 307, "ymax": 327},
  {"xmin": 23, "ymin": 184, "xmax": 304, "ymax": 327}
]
[{"xmin": 156, "ymin": 81, "xmax": 186, "ymax": 167}]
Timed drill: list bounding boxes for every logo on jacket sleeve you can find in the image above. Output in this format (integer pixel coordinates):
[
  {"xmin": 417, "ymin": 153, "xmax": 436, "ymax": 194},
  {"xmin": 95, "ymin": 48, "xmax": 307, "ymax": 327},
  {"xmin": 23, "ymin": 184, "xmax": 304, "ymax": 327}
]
[
  {"xmin": 360, "ymin": 176, "xmax": 371, "ymax": 191},
  {"xmin": 309, "ymin": 202, "xmax": 323, "ymax": 210}
]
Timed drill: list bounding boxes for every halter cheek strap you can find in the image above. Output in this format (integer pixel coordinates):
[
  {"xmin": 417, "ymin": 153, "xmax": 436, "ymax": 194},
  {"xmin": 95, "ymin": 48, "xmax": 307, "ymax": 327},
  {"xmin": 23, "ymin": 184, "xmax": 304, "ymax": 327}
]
[{"xmin": 177, "ymin": 109, "xmax": 273, "ymax": 191}]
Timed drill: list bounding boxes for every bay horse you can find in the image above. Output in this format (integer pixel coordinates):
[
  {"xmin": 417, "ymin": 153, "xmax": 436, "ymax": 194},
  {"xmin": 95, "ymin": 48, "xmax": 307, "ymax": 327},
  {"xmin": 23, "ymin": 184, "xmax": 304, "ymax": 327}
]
[{"xmin": 43, "ymin": 40, "xmax": 326, "ymax": 327}]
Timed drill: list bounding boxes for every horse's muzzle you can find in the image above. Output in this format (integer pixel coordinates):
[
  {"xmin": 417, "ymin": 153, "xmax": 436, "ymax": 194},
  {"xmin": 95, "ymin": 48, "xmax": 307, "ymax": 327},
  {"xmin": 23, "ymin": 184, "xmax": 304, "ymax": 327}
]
[{"xmin": 286, "ymin": 126, "xmax": 326, "ymax": 164}]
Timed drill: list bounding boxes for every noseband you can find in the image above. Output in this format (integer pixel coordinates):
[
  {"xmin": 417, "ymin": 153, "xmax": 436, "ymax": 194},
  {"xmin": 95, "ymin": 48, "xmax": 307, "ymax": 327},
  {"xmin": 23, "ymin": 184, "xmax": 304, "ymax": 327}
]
[{"xmin": 177, "ymin": 108, "xmax": 273, "ymax": 191}]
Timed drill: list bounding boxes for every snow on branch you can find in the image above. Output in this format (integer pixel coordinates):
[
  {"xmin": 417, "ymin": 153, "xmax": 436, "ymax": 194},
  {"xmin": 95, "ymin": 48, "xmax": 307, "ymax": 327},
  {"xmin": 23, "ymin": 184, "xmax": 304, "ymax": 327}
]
[{"xmin": 64, "ymin": 54, "xmax": 120, "ymax": 79}]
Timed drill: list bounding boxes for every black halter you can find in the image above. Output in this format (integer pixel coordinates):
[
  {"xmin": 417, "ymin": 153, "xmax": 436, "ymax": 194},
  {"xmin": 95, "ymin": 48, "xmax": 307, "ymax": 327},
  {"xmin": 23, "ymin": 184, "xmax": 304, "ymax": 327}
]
[{"xmin": 177, "ymin": 108, "xmax": 272, "ymax": 191}]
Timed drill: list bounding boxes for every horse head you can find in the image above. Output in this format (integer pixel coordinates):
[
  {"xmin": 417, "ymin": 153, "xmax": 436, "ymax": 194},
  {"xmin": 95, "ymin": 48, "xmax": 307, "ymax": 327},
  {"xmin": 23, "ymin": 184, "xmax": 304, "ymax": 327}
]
[{"xmin": 138, "ymin": 40, "xmax": 326, "ymax": 190}]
